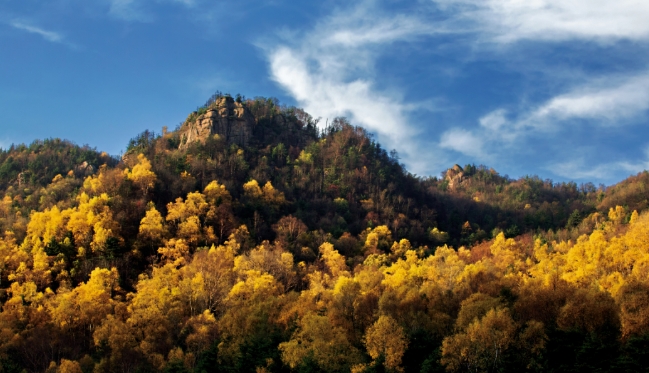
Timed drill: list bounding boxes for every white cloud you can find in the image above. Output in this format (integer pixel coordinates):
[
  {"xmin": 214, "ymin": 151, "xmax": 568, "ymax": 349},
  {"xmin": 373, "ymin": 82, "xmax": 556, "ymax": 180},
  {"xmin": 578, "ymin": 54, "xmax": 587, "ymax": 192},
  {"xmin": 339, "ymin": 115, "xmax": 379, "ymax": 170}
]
[
  {"xmin": 262, "ymin": 0, "xmax": 649, "ymax": 179},
  {"xmin": 525, "ymin": 73, "xmax": 649, "ymax": 126},
  {"xmin": 322, "ymin": 13, "xmax": 437, "ymax": 48},
  {"xmin": 263, "ymin": 1, "xmax": 446, "ymax": 174},
  {"xmin": 517, "ymin": 70, "xmax": 648, "ymax": 129},
  {"xmin": 439, "ymin": 128, "xmax": 486, "ymax": 158},
  {"xmin": 10, "ymin": 21, "xmax": 64, "ymax": 43},
  {"xmin": 108, "ymin": 0, "xmax": 151, "ymax": 21},
  {"xmin": 107, "ymin": 0, "xmax": 195, "ymax": 21},
  {"xmin": 474, "ymin": 71, "xmax": 649, "ymax": 140},
  {"xmin": 479, "ymin": 108, "xmax": 507, "ymax": 130},
  {"xmin": 268, "ymin": 47, "xmax": 416, "ymax": 142},
  {"xmin": 551, "ymin": 151, "xmax": 649, "ymax": 181},
  {"xmin": 439, "ymin": 70, "xmax": 649, "ymax": 172},
  {"xmin": 423, "ymin": 0, "xmax": 649, "ymax": 181},
  {"xmin": 434, "ymin": 0, "xmax": 649, "ymax": 43},
  {"xmin": 550, "ymin": 160, "xmax": 621, "ymax": 180}
]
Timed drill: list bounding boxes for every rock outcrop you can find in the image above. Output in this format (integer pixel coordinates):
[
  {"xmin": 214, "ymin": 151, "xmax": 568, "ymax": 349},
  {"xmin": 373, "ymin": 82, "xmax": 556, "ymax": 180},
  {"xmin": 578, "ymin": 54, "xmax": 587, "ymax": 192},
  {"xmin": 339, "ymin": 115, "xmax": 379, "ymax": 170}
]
[
  {"xmin": 444, "ymin": 164, "xmax": 465, "ymax": 189},
  {"xmin": 179, "ymin": 96, "xmax": 256, "ymax": 149}
]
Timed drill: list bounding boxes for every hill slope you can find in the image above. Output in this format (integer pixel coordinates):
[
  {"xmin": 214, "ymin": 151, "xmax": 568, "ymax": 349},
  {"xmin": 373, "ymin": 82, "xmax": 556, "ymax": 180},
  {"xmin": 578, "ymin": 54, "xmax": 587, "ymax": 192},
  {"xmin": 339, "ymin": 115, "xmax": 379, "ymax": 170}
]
[{"xmin": 1, "ymin": 94, "xmax": 649, "ymax": 373}]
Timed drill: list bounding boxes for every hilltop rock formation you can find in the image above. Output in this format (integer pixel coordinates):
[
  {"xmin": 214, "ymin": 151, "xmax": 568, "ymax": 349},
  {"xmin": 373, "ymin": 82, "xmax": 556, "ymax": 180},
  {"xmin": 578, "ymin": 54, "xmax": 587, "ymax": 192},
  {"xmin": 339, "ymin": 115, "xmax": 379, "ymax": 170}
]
[
  {"xmin": 444, "ymin": 164, "xmax": 466, "ymax": 189},
  {"xmin": 179, "ymin": 96, "xmax": 256, "ymax": 149}
]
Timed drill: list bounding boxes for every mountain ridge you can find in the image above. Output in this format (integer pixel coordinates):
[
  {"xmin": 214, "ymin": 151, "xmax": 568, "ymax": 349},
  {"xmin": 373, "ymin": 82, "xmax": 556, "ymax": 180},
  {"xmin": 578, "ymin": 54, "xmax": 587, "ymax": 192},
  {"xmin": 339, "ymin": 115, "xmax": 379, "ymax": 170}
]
[{"xmin": 1, "ymin": 95, "xmax": 646, "ymax": 249}]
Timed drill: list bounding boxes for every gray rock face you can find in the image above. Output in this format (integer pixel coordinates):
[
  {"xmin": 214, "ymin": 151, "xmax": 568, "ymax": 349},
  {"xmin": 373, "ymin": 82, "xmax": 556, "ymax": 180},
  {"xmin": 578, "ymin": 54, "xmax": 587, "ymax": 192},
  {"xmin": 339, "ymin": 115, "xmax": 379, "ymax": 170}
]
[{"xmin": 179, "ymin": 96, "xmax": 256, "ymax": 149}]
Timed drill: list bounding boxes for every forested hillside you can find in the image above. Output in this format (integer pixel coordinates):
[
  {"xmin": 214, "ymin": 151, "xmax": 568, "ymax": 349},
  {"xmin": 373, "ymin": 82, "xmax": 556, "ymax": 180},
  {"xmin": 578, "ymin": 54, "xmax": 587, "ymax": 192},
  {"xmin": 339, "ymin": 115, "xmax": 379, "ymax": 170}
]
[{"xmin": 1, "ymin": 95, "xmax": 649, "ymax": 373}]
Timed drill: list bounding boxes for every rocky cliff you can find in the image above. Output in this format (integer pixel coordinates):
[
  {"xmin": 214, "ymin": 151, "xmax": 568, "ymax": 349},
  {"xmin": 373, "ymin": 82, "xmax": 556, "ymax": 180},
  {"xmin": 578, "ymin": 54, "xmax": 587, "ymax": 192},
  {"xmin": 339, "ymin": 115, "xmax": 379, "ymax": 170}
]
[
  {"xmin": 179, "ymin": 96, "xmax": 256, "ymax": 149},
  {"xmin": 444, "ymin": 164, "xmax": 466, "ymax": 189}
]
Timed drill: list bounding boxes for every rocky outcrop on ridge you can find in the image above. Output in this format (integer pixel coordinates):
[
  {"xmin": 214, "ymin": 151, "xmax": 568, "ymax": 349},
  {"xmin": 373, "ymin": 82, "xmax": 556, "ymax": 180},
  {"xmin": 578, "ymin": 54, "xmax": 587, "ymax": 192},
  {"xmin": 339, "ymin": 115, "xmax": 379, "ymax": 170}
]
[
  {"xmin": 444, "ymin": 164, "xmax": 466, "ymax": 190},
  {"xmin": 179, "ymin": 96, "xmax": 256, "ymax": 149}
]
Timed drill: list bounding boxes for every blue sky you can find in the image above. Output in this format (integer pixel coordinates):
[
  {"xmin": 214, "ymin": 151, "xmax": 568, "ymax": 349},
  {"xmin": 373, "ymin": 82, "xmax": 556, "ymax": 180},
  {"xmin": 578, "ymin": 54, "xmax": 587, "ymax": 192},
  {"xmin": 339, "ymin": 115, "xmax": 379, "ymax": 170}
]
[{"xmin": 2, "ymin": 0, "xmax": 649, "ymax": 185}]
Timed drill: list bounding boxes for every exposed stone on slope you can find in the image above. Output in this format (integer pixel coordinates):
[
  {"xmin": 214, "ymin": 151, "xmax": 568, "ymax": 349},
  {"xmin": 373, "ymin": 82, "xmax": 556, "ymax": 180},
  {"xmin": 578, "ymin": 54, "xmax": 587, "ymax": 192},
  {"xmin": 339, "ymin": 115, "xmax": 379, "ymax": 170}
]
[
  {"xmin": 179, "ymin": 96, "xmax": 256, "ymax": 149},
  {"xmin": 445, "ymin": 164, "xmax": 465, "ymax": 190}
]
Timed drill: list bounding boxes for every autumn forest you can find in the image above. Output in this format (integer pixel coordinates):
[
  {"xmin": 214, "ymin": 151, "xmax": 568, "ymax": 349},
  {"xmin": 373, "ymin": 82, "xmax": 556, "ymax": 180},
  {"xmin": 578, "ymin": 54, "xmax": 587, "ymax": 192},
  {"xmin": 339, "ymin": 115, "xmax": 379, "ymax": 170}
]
[{"xmin": 1, "ymin": 95, "xmax": 649, "ymax": 373}]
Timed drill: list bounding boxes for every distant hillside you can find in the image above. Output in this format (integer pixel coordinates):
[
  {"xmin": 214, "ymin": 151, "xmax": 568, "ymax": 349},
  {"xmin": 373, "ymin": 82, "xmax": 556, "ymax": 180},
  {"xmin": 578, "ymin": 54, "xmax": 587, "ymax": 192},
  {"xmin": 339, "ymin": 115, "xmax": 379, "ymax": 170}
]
[{"xmin": 0, "ymin": 138, "xmax": 116, "ymax": 190}]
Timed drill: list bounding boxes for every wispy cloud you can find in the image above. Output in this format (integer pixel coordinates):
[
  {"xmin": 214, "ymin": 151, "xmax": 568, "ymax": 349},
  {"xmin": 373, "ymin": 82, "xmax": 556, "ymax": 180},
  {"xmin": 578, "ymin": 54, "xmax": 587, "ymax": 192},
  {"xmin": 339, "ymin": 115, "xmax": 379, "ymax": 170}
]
[
  {"xmin": 550, "ymin": 160, "xmax": 628, "ymax": 180},
  {"xmin": 10, "ymin": 21, "xmax": 64, "ymax": 43},
  {"xmin": 441, "ymin": 69, "xmax": 649, "ymax": 160},
  {"xmin": 425, "ymin": 0, "xmax": 649, "ymax": 182},
  {"xmin": 261, "ymin": 0, "xmax": 649, "ymax": 180},
  {"xmin": 550, "ymin": 147, "xmax": 649, "ymax": 180},
  {"xmin": 433, "ymin": 0, "xmax": 649, "ymax": 44},
  {"xmin": 262, "ymin": 1, "xmax": 448, "ymax": 174},
  {"xmin": 108, "ymin": 0, "xmax": 151, "ymax": 21},
  {"xmin": 321, "ymin": 11, "xmax": 438, "ymax": 48},
  {"xmin": 107, "ymin": 0, "xmax": 197, "ymax": 21},
  {"xmin": 523, "ymin": 73, "xmax": 649, "ymax": 127},
  {"xmin": 439, "ymin": 128, "xmax": 486, "ymax": 159}
]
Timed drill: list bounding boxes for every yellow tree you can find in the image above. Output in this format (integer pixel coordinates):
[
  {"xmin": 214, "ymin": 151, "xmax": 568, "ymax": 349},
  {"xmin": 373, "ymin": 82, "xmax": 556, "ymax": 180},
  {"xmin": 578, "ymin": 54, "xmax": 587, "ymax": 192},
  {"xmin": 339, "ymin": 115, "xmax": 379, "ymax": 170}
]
[
  {"xmin": 422, "ymin": 245, "xmax": 467, "ymax": 293},
  {"xmin": 329, "ymin": 276, "xmax": 362, "ymax": 341},
  {"xmin": 93, "ymin": 314, "xmax": 140, "ymax": 372},
  {"xmin": 125, "ymin": 153, "xmax": 157, "ymax": 194},
  {"xmin": 166, "ymin": 190, "xmax": 218, "ymax": 247},
  {"xmin": 158, "ymin": 238, "xmax": 190, "ymax": 267},
  {"xmin": 17, "ymin": 206, "xmax": 73, "ymax": 287},
  {"xmin": 364, "ymin": 315, "xmax": 408, "ymax": 372},
  {"xmin": 320, "ymin": 242, "xmax": 350, "ymax": 281},
  {"xmin": 181, "ymin": 238, "xmax": 238, "ymax": 314},
  {"xmin": 125, "ymin": 263, "xmax": 185, "ymax": 370},
  {"xmin": 616, "ymin": 281, "xmax": 649, "ymax": 338},
  {"xmin": 0, "ymin": 280, "xmax": 52, "ymax": 371},
  {"xmin": 57, "ymin": 359, "xmax": 82, "ymax": 373},
  {"xmin": 441, "ymin": 308, "xmax": 516, "ymax": 373},
  {"xmin": 455, "ymin": 293, "xmax": 503, "ymax": 330},
  {"xmin": 66, "ymin": 193, "xmax": 122, "ymax": 254},
  {"xmin": 262, "ymin": 181, "xmax": 286, "ymax": 206},
  {"xmin": 203, "ymin": 180, "xmax": 236, "ymax": 241},
  {"xmin": 234, "ymin": 242, "xmax": 297, "ymax": 291},
  {"xmin": 166, "ymin": 192, "xmax": 209, "ymax": 223},
  {"xmin": 183, "ymin": 310, "xmax": 219, "ymax": 368},
  {"xmin": 243, "ymin": 179, "xmax": 263, "ymax": 200},
  {"xmin": 139, "ymin": 205, "xmax": 167, "ymax": 242},
  {"xmin": 50, "ymin": 267, "xmax": 120, "ymax": 333},
  {"xmin": 0, "ymin": 232, "xmax": 20, "ymax": 283},
  {"xmin": 279, "ymin": 313, "xmax": 363, "ymax": 373},
  {"xmin": 218, "ymin": 269, "xmax": 283, "ymax": 370},
  {"xmin": 389, "ymin": 239, "xmax": 412, "ymax": 259},
  {"xmin": 0, "ymin": 195, "xmax": 12, "ymax": 218},
  {"xmin": 363, "ymin": 226, "xmax": 393, "ymax": 254},
  {"xmin": 561, "ymin": 230, "xmax": 609, "ymax": 287},
  {"xmin": 489, "ymin": 232, "xmax": 525, "ymax": 274},
  {"xmin": 25, "ymin": 206, "xmax": 67, "ymax": 247},
  {"xmin": 244, "ymin": 179, "xmax": 286, "ymax": 209}
]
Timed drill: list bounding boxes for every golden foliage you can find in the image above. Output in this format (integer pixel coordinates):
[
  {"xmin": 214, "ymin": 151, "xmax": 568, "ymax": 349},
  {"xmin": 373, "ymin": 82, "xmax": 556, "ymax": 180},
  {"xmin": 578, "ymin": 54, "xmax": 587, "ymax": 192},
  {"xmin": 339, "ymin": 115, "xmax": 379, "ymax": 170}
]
[
  {"xmin": 364, "ymin": 315, "xmax": 408, "ymax": 372},
  {"xmin": 125, "ymin": 154, "xmax": 157, "ymax": 193},
  {"xmin": 279, "ymin": 313, "xmax": 362, "ymax": 373},
  {"xmin": 441, "ymin": 308, "xmax": 516, "ymax": 373},
  {"xmin": 4, "ymin": 157, "xmax": 649, "ymax": 373},
  {"xmin": 138, "ymin": 205, "xmax": 167, "ymax": 242},
  {"xmin": 57, "ymin": 359, "xmax": 82, "ymax": 373}
]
